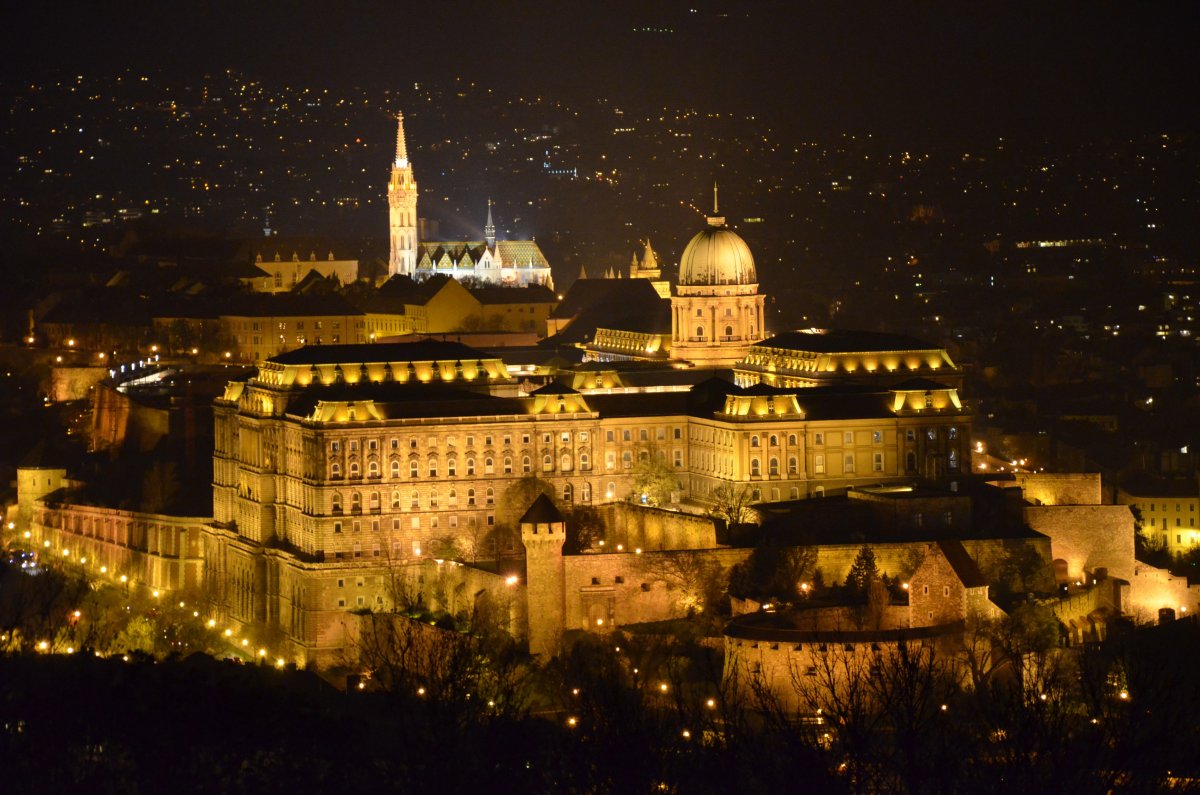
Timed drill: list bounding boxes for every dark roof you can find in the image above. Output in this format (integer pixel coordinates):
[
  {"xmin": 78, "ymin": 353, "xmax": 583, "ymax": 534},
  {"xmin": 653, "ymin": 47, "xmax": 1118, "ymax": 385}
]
[
  {"xmin": 222, "ymin": 292, "xmax": 364, "ymax": 318},
  {"xmin": 891, "ymin": 377, "xmax": 954, "ymax": 391},
  {"xmin": 549, "ymin": 280, "xmax": 670, "ymax": 345},
  {"xmin": 530, "ymin": 382, "xmax": 580, "ymax": 396},
  {"xmin": 519, "ymin": 493, "xmax": 564, "ymax": 525},
  {"xmin": 1119, "ymin": 474, "xmax": 1198, "ymax": 498},
  {"xmin": 936, "ymin": 539, "xmax": 988, "ymax": 588},
  {"xmin": 280, "ymin": 383, "xmax": 526, "ymax": 420},
  {"xmin": 268, "ymin": 339, "xmax": 491, "ymax": 366},
  {"xmin": 469, "ymin": 285, "xmax": 558, "ymax": 305},
  {"xmin": 756, "ymin": 329, "xmax": 940, "ymax": 353}
]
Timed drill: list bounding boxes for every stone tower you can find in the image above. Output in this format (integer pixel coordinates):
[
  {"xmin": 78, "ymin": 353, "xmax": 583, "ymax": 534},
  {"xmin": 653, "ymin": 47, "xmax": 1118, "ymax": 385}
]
[
  {"xmin": 520, "ymin": 493, "xmax": 566, "ymax": 657},
  {"xmin": 387, "ymin": 112, "xmax": 419, "ymax": 278}
]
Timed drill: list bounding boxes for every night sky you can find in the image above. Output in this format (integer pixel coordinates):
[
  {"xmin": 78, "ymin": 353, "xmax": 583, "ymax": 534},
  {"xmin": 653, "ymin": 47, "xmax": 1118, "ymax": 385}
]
[{"xmin": 7, "ymin": 1, "xmax": 1198, "ymax": 141}]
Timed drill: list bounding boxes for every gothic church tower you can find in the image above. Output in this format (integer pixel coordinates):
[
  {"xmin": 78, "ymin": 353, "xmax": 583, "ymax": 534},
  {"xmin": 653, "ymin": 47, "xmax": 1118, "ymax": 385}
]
[{"xmin": 387, "ymin": 113, "xmax": 419, "ymax": 277}]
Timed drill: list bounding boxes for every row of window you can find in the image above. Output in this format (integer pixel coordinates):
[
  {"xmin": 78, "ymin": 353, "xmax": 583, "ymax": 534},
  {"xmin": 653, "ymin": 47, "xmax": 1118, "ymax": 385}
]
[
  {"xmin": 330, "ymin": 453, "xmax": 592, "ymax": 479},
  {"xmin": 329, "ymin": 481, "xmax": 603, "ymax": 515},
  {"xmin": 1146, "ymin": 516, "xmax": 1197, "ymax": 528},
  {"xmin": 332, "ymin": 430, "xmax": 590, "ymax": 453}
]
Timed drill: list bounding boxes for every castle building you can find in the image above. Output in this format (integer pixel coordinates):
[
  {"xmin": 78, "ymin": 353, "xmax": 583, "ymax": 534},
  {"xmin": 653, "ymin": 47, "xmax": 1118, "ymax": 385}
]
[
  {"xmin": 668, "ymin": 190, "xmax": 766, "ymax": 367},
  {"xmin": 387, "ymin": 115, "xmax": 554, "ymax": 289}
]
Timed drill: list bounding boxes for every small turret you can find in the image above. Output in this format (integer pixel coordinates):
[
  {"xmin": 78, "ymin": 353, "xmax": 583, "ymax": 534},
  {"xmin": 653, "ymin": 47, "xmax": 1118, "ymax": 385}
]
[{"xmin": 485, "ymin": 198, "xmax": 496, "ymax": 247}]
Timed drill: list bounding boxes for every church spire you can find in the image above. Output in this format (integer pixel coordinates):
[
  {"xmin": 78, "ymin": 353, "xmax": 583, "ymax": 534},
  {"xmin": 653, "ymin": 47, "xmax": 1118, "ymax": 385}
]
[
  {"xmin": 394, "ymin": 112, "xmax": 409, "ymax": 167},
  {"xmin": 484, "ymin": 198, "xmax": 496, "ymax": 247},
  {"xmin": 707, "ymin": 181, "xmax": 725, "ymax": 227}
]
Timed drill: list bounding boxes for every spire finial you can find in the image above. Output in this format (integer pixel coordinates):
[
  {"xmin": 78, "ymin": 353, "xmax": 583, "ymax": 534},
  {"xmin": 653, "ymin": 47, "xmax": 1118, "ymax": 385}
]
[
  {"xmin": 484, "ymin": 197, "xmax": 496, "ymax": 246},
  {"xmin": 395, "ymin": 112, "xmax": 408, "ymax": 166},
  {"xmin": 713, "ymin": 180, "xmax": 719, "ymax": 214}
]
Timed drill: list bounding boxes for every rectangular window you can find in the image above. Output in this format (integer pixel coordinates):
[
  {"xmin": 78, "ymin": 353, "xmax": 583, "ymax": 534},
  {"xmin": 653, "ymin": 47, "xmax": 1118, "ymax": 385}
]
[
  {"xmin": 873, "ymin": 431, "xmax": 882, "ymax": 444},
  {"xmin": 814, "ymin": 432, "xmax": 824, "ymax": 446},
  {"xmin": 906, "ymin": 429, "xmax": 915, "ymax": 442},
  {"xmin": 674, "ymin": 427, "xmax": 682, "ymax": 440},
  {"xmin": 410, "ymin": 517, "xmax": 420, "ymax": 529},
  {"xmin": 606, "ymin": 430, "xmax": 615, "ymax": 442},
  {"xmin": 844, "ymin": 432, "xmax": 854, "ymax": 445},
  {"xmin": 814, "ymin": 454, "xmax": 825, "ymax": 475},
  {"xmin": 844, "ymin": 453, "xmax": 855, "ymax": 473},
  {"xmin": 873, "ymin": 452, "xmax": 883, "ymax": 472}
]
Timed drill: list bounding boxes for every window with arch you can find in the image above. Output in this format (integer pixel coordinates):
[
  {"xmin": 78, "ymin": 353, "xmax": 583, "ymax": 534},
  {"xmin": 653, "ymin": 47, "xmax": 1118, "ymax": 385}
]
[
  {"xmin": 409, "ymin": 461, "xmax": 419, "ymax": 478},
  {"xmin": 484, "ymin": 457, "xmax": 494, "ymax": 475},
  {"xmin": 448, "ymin": 489, "xmax": 458, "ymax": 507},
  {"xmin": 607, "ymin": 482, "xmax": 616, "ymax": 498},
  {"xmin": 790, "ymin": 486, "xmax": 800, "ymax": 500},
  {"xmin": 349, "ymin": 462, "xmax": 360, "ymax": 478},
  {"xmin": 369, "ymin": 492, "xmax": 380, "ymax": 510},
  {"xmin": 368, "ymin": 461, "xmax": 379, "ymax": 478},
  {"xmin": 351, "ymin": 492, "xmax": 362, "ymax": 511},
  {"xmin": 331, "ymin": 462, "xmax": 341, "ymax": 479},
  {"xmin": 504, "ymin": 456, "xmax": 513, "ymax": 474},
  {"xmin": 523, "ymin": 455, "xmax": 532, "ymax": 474},
  {"xmin": 390, "ymin": 460, "xmax": 401, "ymax": 478},
  {"xmin": 579, "ymin": 452, "xmax": 590, "ymax": 470},
  {"xmin": 788, "ymin": 456, "xmax": 798, "ymax": 475},
  {"xmin": 467, "ymin": 488, "xmax": 476, "ymax": 506},
  {"xmin": 332, "ymin": 493, "xmax": 343, "ymax": 513},
  {"xmin": 563, "ymin": 483, "xmax": 574, "ymax": 503},
  {"xmin": 466, "ymin": 457, "xmax": 476, "ymax": 476},
  {"xmin": 769, "ymin": 435, "xmax": 778, "ymax": 447},
  {"xmin": 751, "ymin": 459, "xmax": 761, "ymax": 477},
  {"xmin": 788, "ymin": 434, "xmax": 797, "ymax": 446},
  {"xmin": 485, "ymin": 487, "xmax": 495, "ymax": 505},
  {"xmin": 410, "ymin": 490, "xmax": 419, "ymax": 509},
  {"xmin": 751, "ymin": 435, "xmax": 760, "ymax": 448},
  {"xmin": 391, "ymin": 491, "xmax": 401, "ymax": 509},
  {"xmin": 622, "ymin": 451, "xmax": 632, "ymax": 468},
  {"xmin": 769, "ymin": 458, "xmax": 779, "ymax": 476},
  {"xmin": 543, "ymin": 454, "xmax": 553, "ymax": 472},
  {"xmin": 560, "ymin": 453, "xmax": 572, "ymax": 471},
  {"xmin": 429, "ymin": 488, "xmax": 438, "ymax": 508},
  {"xmin": 696, "ymin": 326, "xmax": 704, "ymax": 338},
  {"xmin": 582, "ymin": 482, "xmax": 592, "ymax": 502},
  {"xmin": 724, "ymin": 325, "xmax": 733, "ymax": 337},
  {"xmin": 447, "ymin": 459, "xmax": 457, "ymax": 477},
  {"xmin": 428, "ymin": 459, "xmax": 438, "ymax": 478}
]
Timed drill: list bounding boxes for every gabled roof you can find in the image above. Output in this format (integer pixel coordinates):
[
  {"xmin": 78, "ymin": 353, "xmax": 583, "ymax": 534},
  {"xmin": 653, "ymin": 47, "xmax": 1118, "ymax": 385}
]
[{"xmin": 936, "ymin": 539, "xmax": 988, "ymax": 588}]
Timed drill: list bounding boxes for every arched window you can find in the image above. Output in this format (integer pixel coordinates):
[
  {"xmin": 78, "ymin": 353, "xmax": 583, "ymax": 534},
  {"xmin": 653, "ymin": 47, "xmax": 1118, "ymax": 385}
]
[
  {"xmin": 724, "ymin": 325, "xmax": 733, "ymax": 337},
  {"xmin": 369, "ymin": 492, "xmax": 380, "ymax": 510},
  {"xmin": 351, "ymin": 492, "xmax": 362, "ymax": 512},
  {"xmin": 580, "ymin": 452, "xmax": 590, "ymax": 470},
  {"xmin": 484, "ymin": 457, "xmax": 494, "ymax": 475},
  {"xmin": 368, "ymin": 461, "xmax": 379, "ymax": 478},
  {"xmin": 563, "ymin": 483, "xmax": 574, "ymax": 503},
  {"xmin": 332, "ymin": 493, "xmax": 343, "ymax": 513},
  {"xmin": 466, "ymin": 457, "xmax": 476, "ymax": 476},
  {"xmin": 769, "ymin": 435, "xmax": 778, "ymax": 447},
  {"xmin": 485, "ymin": 487, "xmax": 495, "ymax": 505},
  {"xmin": 607, "ymin": 482, "xmax": 616, "ymax": 498},
  {"xmin": 788, "ymin": 434, "xmax": 797, "ymax": 446},
  {"xmin": 582, "ymin": 481, "xmax": 592, "ymax": 502},
  {"xmin": 410, "ymin": 490, "xmax": 419, "ymax": 509},
  {"xmin": 543, "ymin": 454, "xmax": 553, "ymax": 472},
  {"xmin": 750, "ymin": 435, "xmax": 760, "ymax": 448},
  {"xmin": 428, "ymin": 459, "xmax": 438, "ymax": 478},
  {"xmin": 750, "ymin": 459, "xmax": 761, "ymax": 477},
  {"xmin": 560, "ymin": 453, "xmax": 572, "ymax": 471},
  {"xmin": 391, "ymin": 491, "xmax": 401, "ymax": 509},
  {"xmin": 467, "ymin": 488, "xmax": 476, "ymax": 506},
  {"xmin": 622, "ymin": 451, "xmax": 631, "ymax": 468},
  {"xmin": 448, "ymin": 489, "xmax": 457, "ymax": 507},
  {"xmin": 523, "ymin": 455, "xmax": 532, "ymax": 473},
  {"xmin": 429, "ymin": 488, "xmax": 438, "ymax": 508},
  {"xmin": 788, "ymin": 456, "xmax": 798, "ymax": 475},
  {"xmin": 390, "ymin": 460, "xmax": 401, "ymax": 478},
  {"xmin": 769, "ymin": 458, "xmax": 779, "ymax": 476},
  {"xmin": 504, "ymin": 456, "xmax": 513, "ymax": 474},
  {"xmin": 349, "ymin": 462, "xmax": 360, "ymax": 478},
  {"xmin": 331, "ymin": 462, "xmax": 341, "ymax": 479},
  {"xmin": 409, "ymin": 461, "xmax": 419, "ymax": 478},
  {"xmin": 696, "ymin": 326, "xmax": 705, "ymax": 339},
  {"xmin": 790, "ymin": 486, "xmax": 800, "ymax": 500},
  {"xmin": 447, "ymin": 459, "xmax": 457, "ymax": 477}
]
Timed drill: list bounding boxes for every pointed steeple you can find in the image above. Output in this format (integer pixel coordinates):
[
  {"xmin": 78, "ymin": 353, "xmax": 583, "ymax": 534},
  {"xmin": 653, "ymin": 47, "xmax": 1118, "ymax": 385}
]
[
  {"xmin": 629, "ymin": 251, "xmax": 639, "ymax": 278},
  {"xmin": 484, "ymin": 198, "xmax": 496, "ymax": 247},
  {"xmin": 394, "ymin": 112, "xmax": 409, "ymax": 167},
  {"xmin": 707, "ymin": 180, "xmax": 725, "ymax": 227},
  {"xmin": 578, "ymin": 263, "xmax": 588, "ymax": 280},
  {"xmin": 642, "ymin": 239, "xmax": 658, "ymax": 272}
]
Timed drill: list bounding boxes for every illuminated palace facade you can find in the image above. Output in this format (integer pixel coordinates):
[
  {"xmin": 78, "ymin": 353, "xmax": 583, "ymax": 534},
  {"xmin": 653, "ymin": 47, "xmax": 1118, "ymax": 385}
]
[{"xmin": 387, "ymin": 114, "xmax": 554, "ymax": 289}]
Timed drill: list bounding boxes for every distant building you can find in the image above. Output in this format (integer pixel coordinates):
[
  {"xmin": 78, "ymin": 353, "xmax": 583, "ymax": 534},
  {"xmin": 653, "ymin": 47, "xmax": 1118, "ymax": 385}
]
[
  {"xmin": 242, "ymin": 245, "xmax": 360, "ymax": 294},
  {"xmin": 1116, "ymin": 474, "xmax": 1200, "ymax": 556},
  {"xmin": 387, "ymin": 115, "xmax": 554, "ymax": 289}
]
